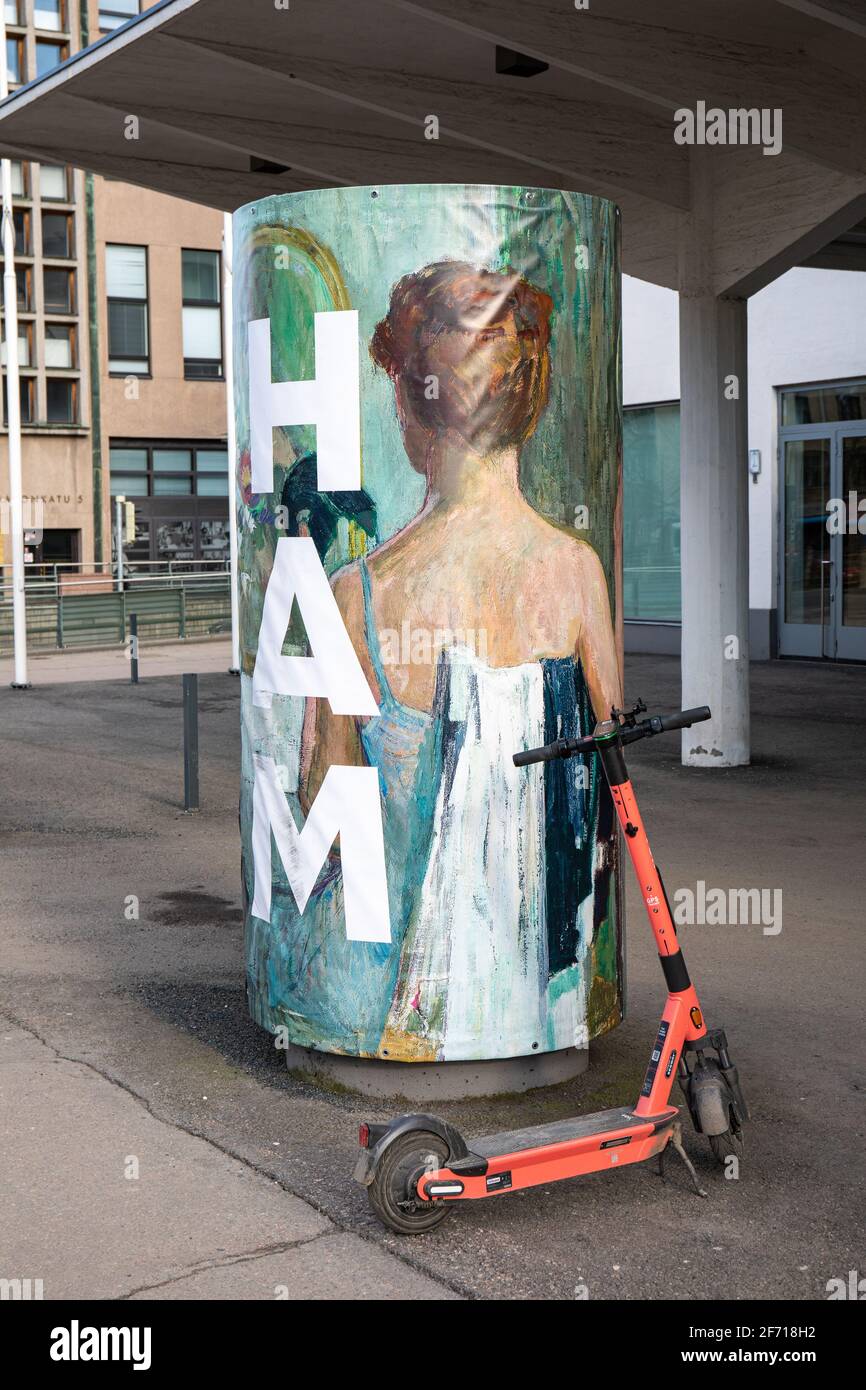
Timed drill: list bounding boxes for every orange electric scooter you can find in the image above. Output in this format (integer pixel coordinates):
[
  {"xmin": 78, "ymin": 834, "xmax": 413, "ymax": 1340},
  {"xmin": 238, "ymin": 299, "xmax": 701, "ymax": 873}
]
[{"xmin": 356, "ymin": 701, "xmax": 749, "ymax": 1234}]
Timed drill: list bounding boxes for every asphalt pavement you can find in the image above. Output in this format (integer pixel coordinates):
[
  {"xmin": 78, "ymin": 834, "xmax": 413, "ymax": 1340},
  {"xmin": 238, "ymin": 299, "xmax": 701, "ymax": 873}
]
[{"xmin": 0, "ymin": 652, "xmax": 862, "ymax": 1300}]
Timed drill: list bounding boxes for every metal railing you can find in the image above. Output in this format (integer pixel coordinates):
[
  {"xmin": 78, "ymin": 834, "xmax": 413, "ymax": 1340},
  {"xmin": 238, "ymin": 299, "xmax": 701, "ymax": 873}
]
[
  {"xmin": 0, "ymin": 560, "xmax": 232, "ymax": 654},
  {"xmin": 0, "ymin": 557, "xmax": 230, "ymax": 597}
]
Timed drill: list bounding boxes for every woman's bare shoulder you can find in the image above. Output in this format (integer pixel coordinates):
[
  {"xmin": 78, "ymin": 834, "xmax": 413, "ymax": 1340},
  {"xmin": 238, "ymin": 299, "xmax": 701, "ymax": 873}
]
[
  {"xmin": 530, "ymin": 518, "xmax": 607, "ymax": 587},
  {"xmin": 330, "ymin": 559, "xmax": 365, "ymax": 630}
]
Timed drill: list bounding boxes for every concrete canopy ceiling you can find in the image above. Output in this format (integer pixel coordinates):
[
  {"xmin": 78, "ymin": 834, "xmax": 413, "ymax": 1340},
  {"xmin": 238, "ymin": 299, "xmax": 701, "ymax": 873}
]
[{"xmin": 0, "ymin": 0, "xmax": 865, "ymax": 292}]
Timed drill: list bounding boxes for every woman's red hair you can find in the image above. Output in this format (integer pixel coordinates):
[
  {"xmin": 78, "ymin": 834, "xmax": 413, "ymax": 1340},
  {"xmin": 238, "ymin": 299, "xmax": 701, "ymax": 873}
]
[{"xmin": 371, "ymin": 261, "xmax": 553, "ymax": 453}]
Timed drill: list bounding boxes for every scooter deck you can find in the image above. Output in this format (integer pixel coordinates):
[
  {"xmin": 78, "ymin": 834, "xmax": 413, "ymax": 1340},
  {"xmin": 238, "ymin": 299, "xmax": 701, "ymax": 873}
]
[
  {"xmin": 420, "ymin": 1104, "xmax": 680, "ymax": 1198},
  {"xmin": 469, "ymin": 1105, "xmax": 675, "ymax": 1160}
]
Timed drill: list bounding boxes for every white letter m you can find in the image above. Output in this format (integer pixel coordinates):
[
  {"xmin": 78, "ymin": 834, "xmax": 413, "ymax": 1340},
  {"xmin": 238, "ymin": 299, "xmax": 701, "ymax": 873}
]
[{"xmin": 251, "ymin": 754, "xmax": 390, "ymax": 943}]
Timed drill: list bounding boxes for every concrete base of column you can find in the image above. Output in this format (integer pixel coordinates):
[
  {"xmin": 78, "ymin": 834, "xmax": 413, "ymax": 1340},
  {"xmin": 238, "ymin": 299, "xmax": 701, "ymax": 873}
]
[{"xmin": 285, "ymin": 1043, "xmax": 588, "ymax": 1100}]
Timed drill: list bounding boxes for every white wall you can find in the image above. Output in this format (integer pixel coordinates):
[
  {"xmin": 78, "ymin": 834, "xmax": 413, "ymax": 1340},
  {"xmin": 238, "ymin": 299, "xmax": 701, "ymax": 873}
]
[{"xmin": 622, "ymin": 267, "xmax": 866, "ymax": 613}]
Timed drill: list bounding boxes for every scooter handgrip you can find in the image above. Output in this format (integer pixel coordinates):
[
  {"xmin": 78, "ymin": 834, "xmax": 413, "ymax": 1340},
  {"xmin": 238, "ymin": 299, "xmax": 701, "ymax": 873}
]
[
  {"xmin": 658, "ymin": 705, "xmax": 711, "ymax": 732},
  {"xmin": 513, "ymin": 735, "xmax": 595, "ymax": 766},
  {"xmin": 513, "ymin": 741, "xmax": 565, "ymax": 766}
]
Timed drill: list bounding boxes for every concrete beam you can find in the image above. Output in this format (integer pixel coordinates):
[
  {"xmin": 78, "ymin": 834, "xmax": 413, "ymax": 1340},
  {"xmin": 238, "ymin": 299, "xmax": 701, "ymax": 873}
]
[
  {"xmin": 772, "ymin": 0, "xmax": 866, "ymax": 40},
  {"xmin": 157, "ymin": 31, "xmax": 690, "ymax": 210},
  {"xmin": 392, "ymin": 0, "xmax": 866, "ymax": 179},
  {"xmin": 708, "ymin": 148, "xmax": 866, "ymax": 297}
]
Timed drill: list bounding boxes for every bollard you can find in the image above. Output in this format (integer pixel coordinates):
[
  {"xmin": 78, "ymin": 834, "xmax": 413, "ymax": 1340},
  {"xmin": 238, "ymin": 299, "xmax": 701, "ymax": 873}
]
[
  {"xmin": 129, "ymin": 612, "xmax": 139, "ymax": 685},
  {"xmin": 182, "ymin": 672, "xmax": 199, "ymax": 811}
]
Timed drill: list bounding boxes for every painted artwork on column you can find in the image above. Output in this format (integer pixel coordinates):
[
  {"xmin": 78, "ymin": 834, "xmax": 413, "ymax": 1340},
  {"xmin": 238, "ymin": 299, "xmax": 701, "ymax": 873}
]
[{"xmin": 235, "ymin": 184, "xmax": 623, "ymax": 1063}]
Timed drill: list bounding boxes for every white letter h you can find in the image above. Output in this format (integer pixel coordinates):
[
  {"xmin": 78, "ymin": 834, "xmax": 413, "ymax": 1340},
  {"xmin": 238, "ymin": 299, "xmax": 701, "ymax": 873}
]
[{"xmin": 249, "ymin": 311, "xmax": 361, "ymax": 494}]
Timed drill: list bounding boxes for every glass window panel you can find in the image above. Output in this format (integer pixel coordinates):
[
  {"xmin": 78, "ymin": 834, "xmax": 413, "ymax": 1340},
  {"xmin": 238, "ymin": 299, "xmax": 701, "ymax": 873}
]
[
  {"xmin": 42, "ymin": 212, "xmax": 72, "ymax": 258},
  {"xmin": 153, "ymin": 476, "xmax": 193, "ymax": 496},
  {"xmin": 5, "ymin": 208, "xmax": 30, "ymax": 255},
  {"xmin": 781, "ymin": 383, "xmax": 866, "ymax": 426},
  {"xmin": 6, "ymin": 38, "xmax": 21, "ymax": 83},
  {"xmin": 108, "ymin": 300, "xmax": 147, "ymax": 366},
  {"xmin": 153, "ymin": 448, "xmax": 192, "ymax": 472},
  {"xmin": 2, "ymin": 374, "xmax": 34, "ymax": 425},
  {"xmin": 157, "ymin": 520, "xmax": 195, "ymax": 560},
  {"xmin": 43, "ymin": 268, "xmax": 74, "ymax": 313},
  {"xmin": 34, "ymin": 2, "xmax": 62, "ymax": 31},
  {"xmin": 196, "ymin": 449, "xmax": 229, "ymax": 471},
  {"xmin": 112, "ymin": 474, "xmax": 148, "ymax": 497},
  {"xmin": 99, "ymin": 1, "xmax": 140, "ymax": 33},
  {"xmin": 182, "ymin": 249, "xmax": 219, "ymax": 302},
  {"xmin": 46, "ymin": 377, "xmax": 75, "ymax": 424},
  {"xmin": 44, "ymin": 323, "xmax": 73, "ymax": 368},
  {"xmin": 35, "ymin": 40, "xmax": 66, "ymax": 76},
  {"xmin": 110, "ymin": 447, "xmax": 148, "ymax": 472},
  {"xmin": 182, "ymin": 305, "xmax": 220, "ymax": 360},
  {"xmin": 841, "ymin": 435, "xmax": 866, "ymax": 630},
  {"xmin": 10, "ymin": 161, "xmax": 25, "ymax": 197},
  {"xmin": 0, "ymin": 332, "xmax": 30, "ymax": 367},
  {"xmin": 106, "ymin": 244, "xmax": 147, "ymax": 298},
  {"xmin": 40, "ymin": 164, "xmax": 68, "ymax": 200},
  {"xmin": 199, "ymin": 519, "xmax": 229, "ymax": 558},
  {"xmin": 622, "ymin": 404, "xmax": 682, "ymax": 622},
  {"xmin": 783, "ymin": 438, "xmax": 830, "ymax": 626},
  {"xmin": 196, "ymin": 474, "xmax": 228, "ymax": 497},
  {"xmin": 16, "ymin": 267, "xmax": 30, "ymax": 309},
  {"xmin": 5, "ymin": 3, "xmax": 20, "ymax": 26}
]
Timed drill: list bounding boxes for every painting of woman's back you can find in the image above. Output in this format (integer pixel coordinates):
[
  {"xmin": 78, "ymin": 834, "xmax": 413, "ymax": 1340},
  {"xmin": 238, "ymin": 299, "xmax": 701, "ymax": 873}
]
[{"xmin": 237, "ymin": 184, "xmax": 624, "ymax": 1066}]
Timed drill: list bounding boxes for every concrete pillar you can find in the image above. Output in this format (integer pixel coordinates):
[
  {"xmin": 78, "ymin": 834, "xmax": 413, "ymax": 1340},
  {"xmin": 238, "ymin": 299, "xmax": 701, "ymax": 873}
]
[{"xmin": 678, "ymin": 159, "xmax": 750, "ymax": 767}]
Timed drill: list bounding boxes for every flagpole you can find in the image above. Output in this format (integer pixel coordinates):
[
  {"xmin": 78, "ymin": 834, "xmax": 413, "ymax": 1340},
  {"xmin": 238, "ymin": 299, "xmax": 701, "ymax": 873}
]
[{"xmin": 1, "ymin": 9, "xmax": 29, "ymax": 688}]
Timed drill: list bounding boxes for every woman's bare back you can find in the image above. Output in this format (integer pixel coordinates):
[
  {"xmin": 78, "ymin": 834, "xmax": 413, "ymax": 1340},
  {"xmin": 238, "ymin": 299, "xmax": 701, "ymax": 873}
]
[{"xmin": 334, "ymin": 506, "xmax": 609, "ymax": 713}]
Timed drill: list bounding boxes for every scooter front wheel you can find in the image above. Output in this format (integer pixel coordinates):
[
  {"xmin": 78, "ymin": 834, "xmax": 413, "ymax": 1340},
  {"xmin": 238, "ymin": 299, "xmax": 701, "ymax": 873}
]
[
  {"xmin": 367, "ymin": 1130, "xmax": 452, "ymax": 1235},
  {"xmin": 709, "ymin": 1114, "xmax": 745, "ymax": 1167}
]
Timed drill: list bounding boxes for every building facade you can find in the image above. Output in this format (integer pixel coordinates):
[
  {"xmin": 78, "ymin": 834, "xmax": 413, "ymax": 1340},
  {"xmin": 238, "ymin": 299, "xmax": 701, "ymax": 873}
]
[
  {"xmin": 623, "ymin": 265, "xmax": 866, "ymax": 663},
  {"xmin": 0, "ymin": 0, "xmax": 228, "ymax": 581}
]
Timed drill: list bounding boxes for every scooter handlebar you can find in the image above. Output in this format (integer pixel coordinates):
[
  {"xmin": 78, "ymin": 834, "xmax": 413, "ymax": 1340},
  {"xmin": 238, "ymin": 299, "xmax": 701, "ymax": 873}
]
[
  {"xmin": 512, "ymin": 706, "xmax": 711, "ymax": 765},
  {"xmin": 653, "ymin": 705, "xmax": 712, "ymax": 733},
  {"xmin": 512, "ymin": 735, "xmax": 594, "ymax": 767}
]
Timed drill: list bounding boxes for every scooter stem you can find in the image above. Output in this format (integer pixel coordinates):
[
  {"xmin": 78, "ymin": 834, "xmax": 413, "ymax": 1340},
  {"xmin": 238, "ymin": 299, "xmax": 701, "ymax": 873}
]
[{"xmin": 593, "ymin": 720, "xmax": 708, "ymax": 1117}]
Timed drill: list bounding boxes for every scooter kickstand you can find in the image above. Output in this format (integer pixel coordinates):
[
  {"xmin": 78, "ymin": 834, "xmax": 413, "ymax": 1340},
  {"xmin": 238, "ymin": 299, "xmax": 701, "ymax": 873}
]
[{"xmin": 666, "ymin": 1122, "xmax": 708, "ymax": 1199}]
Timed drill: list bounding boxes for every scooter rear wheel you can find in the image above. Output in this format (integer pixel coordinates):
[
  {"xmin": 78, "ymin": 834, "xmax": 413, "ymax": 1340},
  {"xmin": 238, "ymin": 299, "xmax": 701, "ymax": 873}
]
[{"xmin": 367, "ymin": 1130, "xmax": 452, "ymax": 1235}]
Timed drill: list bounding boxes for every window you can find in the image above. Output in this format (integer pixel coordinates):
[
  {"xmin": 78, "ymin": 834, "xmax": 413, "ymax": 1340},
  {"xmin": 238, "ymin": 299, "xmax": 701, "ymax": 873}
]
[
  {"xmin": 109, "ymin": 441, "xmax": 231, "ymax": 566},
  {"xmin": 4, "ymin": 2, "xmax": 21, "ymax": 26},
  {"xmin": 34, "ymin": 1, "xmax": 64, "ymax": 31},
  {"xmin": 10, "ymin": 161, "xmax": 27, "ymax": 198},
  {"xmin": 99, "ymin": 1, "xmax": 141, "ymax": 33},
  {"xmin": 780, "ymin": 382, "xmax": 866, "ymax": 426},
  {"xmin": 106, "ymin": 244, "xmax": 148, "ymax": 374},
  {"xmin": 0, "ymin": 323, "xmax": 32, "ymax": 368},
  {"xmin": 0, "ymin": 207, "xmax": 32, "ymax": 256},
  {"xmin": 153, "ymin": 447, "xmax": 193, "ymax": 494},
  {"xmin": 623, "ymin": 403, "xmax": 681, "ymax": 622},
  {"xmin": 182, "ymin": 249, "xmax": 222, "ymax": 378},
  {"xmin": 40, "ymin": 165, "xmax": 69, "ymax": 201},
  {"xmin": 42, "ymin": 211, "xmax": 73, "ymax": 258},
  {"xmin": 6, "ymin": 36, "xmax": 23, "ymax": 84},
  {"xmin": 43, "ymin": 267, "xmax": 75, "ymax": 313},
  {"xmin": 35, "ymin": 40, "xmax": 68, "ymax": 77},
  {"xmin": 46, "ymin": 377, "xmax": 76, "ymax": 424},
  {"xmin": 109, "ymin": 446, "xmax": 149, "ymax": 496},
  {"xmin": 15, "ymin": 266, "xmax": 32, "ymax": 310},
  {"xmin": 109, "ymin": 442, "xmax": 231, "ymax": 496},
  {"xmin": 195, "ymin": 448, "xmax": 228, "ymax": 495},
  {"xmin": 2, "ymin": 374, "xmax": 35, "ymax": 426},
  {"xmin": 44, "ymin": 322, "xmax": 75, "ymax": 368}
]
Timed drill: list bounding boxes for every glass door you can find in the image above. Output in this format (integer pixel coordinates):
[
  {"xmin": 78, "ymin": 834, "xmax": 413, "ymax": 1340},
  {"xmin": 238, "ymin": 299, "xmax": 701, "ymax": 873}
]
[
  {"xmin": 779, "ymin": 423, "xmax": 866, "ymax": 660},
  {"xmin": 779, "ymin": 435, "xmax": 831, "ymax": 657},
  {"xmin": 836, "ymin": 428, "xmax": 866, "ymax": 660}
]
